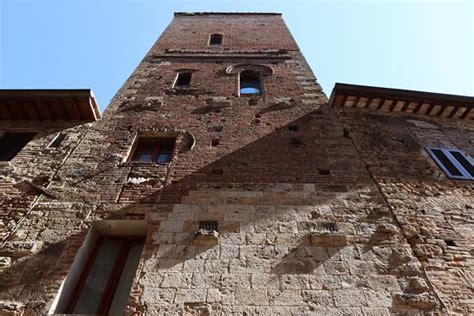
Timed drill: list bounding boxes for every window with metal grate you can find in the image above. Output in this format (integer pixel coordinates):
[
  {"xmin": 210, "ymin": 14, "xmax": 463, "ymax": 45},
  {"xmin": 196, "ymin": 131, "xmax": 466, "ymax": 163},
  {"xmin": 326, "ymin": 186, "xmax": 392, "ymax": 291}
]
[
  {"xmin": 315, "ymin": 222, "xmax": 339, "ymax": 233},
  {"xmin": 199, "ymin": 221, "xmax": 218, "ymax": 231}
]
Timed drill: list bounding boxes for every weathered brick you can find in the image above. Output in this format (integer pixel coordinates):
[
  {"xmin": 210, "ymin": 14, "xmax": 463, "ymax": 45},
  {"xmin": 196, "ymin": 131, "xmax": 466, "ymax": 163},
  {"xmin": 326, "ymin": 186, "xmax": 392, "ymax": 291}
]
[{"xmin": 0, "ymin": 11, "xmax": 471, "ymax": 316}]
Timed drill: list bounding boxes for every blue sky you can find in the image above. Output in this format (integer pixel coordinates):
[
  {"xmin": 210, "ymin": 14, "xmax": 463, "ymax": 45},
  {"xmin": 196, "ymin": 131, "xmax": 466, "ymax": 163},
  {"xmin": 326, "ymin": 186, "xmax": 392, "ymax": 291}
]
[{"xmin": 1, "ymin": 0, "xmax": 473, "ymax": 111}]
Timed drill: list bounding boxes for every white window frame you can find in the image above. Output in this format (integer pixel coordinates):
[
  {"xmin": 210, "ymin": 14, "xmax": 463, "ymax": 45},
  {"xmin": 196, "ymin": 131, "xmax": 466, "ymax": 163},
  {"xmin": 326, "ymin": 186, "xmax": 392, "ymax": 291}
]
[{"xmin": 425, "ymin": 147, "xmax": 473, "ymax": 180}]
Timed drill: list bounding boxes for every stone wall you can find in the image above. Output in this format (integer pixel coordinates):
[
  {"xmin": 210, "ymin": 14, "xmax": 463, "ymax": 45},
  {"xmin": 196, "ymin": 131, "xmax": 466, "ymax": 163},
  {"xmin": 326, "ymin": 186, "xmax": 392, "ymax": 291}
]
[
  {"xmin": 0, "ymin": 12, "xmax": 472, "ymax": 315},
  {"xmin": 0, "ymin": 120, "xmax": 93, "ymax": 315},
  {"xmin": 338, "ymin": 110, "xmax": 474, "ymax": 314}
]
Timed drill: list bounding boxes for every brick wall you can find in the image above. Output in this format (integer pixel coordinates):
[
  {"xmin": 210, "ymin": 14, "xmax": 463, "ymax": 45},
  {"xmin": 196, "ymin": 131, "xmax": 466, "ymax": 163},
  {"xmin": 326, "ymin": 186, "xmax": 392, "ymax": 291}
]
[{"xmin": 0, "ymin": 12, "xmax": 472, "ymax": 315}]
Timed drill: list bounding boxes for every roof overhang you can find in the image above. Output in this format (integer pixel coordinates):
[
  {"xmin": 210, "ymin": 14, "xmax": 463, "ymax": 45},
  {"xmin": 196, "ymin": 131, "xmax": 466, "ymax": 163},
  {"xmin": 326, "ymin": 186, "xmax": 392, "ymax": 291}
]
[
  {"xmin": 0, "ymin": 89, "xmax": 101, "ymax": 122},
  {"xmin": 329, "ymin": 83, "xmax": 473, "ymax": 120}
]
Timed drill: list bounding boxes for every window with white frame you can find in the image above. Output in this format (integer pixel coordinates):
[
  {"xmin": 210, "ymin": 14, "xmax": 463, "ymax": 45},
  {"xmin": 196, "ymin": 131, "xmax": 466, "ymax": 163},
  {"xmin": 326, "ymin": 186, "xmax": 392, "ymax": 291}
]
[
  {"xmin": 52, "ymin": 221, "xmax": 148, "ymax": 315},
  {"xmin": 426, "ymin": 147, "xmax": 474, "ymax": 180}
]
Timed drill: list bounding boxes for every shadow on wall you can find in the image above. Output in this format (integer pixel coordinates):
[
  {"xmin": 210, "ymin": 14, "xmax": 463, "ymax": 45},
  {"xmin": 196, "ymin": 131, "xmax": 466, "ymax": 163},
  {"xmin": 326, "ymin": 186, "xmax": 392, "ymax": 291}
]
[{"xmin": 0, "ymin": 107, "xmax": 448, "ymax": 314}]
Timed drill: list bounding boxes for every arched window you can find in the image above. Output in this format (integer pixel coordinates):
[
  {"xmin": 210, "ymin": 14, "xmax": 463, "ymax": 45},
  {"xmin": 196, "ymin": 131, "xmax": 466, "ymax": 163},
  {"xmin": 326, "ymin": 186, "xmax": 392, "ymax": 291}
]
[
  {"xmin": 239, "ymin": 71, "xmax": 261, "ymax": 95},
  {"xmin": 209, "ymin": 34, "xmax": 223, "ymax": 45}
]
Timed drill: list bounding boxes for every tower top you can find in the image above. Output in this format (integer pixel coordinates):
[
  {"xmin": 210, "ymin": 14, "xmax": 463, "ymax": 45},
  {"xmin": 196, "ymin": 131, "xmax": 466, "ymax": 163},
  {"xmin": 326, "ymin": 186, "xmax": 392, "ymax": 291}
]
[{"xmin": 174, "ymin": 12, "xmax": 282, "ymax": 17}]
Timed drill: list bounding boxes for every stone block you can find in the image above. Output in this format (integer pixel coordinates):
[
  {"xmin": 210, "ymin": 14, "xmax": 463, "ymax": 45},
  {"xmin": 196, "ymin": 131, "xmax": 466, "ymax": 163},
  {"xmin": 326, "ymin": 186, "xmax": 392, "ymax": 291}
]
[
  {"xmin": 207, "ymin": 288, "xmax": 235, "ymax": 304},
  {"xmin": 193, "ymin": 229, "xmax": 219, "ymax": 246},
  {"xmin": 142, "ymin": 287, "xmax": 176, "ymax": 304},
  {"xmin": 191, "ymin": 273, "xmax": 221, "ymax": 288},
  {"xmin": 310, "ymin": 232, "xmax": 348, "ymax": 246},
  {"xmin": 333, "ymin": 290, "xmax": 367, "ymax": 307},
  {"xmin": 407, "ymin": 277, "xmax": 429, "ymax": 294},
  {"xmin": 3, "ymin": 241, "xmax": 43, "ymax": 256},
  {"xmin": 175, "ymin": 289, "xmax": 207, "ymax": 304},
  {"xmin": 236, "ymin": 289, "xmax": 269, "ymax": 305},
  {"xmin": 221, "ymin": 273, "xmax": 251, "ymax": 289},
  {"xmin": 364, "ymin": 289, "xmax": 393, "ymax": 307},
  {"xmin": 251, "ymin": 273, "xmax": 279, "ymax": 289},
  {"xmin": 394, "ymin": 293, "xmax": 438, "ymax": 309},
  {"xmin": 161, "ymin": 273, "xmax": 192, "ymax": 288},
  {"xmin": 302, "ymin": 290, "xmax": 334, "ymax": 307},
  {"xmin": 268, "ymin": 289, "xmax": 304, "ymax": 305},
  {"xmin": 0, "ymin": 301, "xmax": 25, "ymax": 316}
]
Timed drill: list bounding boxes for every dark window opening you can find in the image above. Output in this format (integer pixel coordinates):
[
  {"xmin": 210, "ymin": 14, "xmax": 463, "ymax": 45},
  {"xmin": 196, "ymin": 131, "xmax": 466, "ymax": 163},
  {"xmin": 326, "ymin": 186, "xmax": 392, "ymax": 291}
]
[
  {"xmin": 315, "ymin": 222, "xmax": 338, "ymax": 233},
  {"xmin": 199, "ymin": 221, "xmax": 218, "ymax": 231},
  {"xmin": 209, "ymin": 34, "xmax": 223, "ymax": 45},
  {"xmin": 430, "ymin": 149, "xmax": 462, "ymax": 176},
  {"xmin": 211, "ymin": 138, "xmax": 220, "ymax": 147},
  {"xmin": 343, "ymin": 129, "xmax": 350, "ymax": 139},
  {"xmin": 426, "ymin": 148, "xmax": 473, "ymax": 180},
  {"xmin": 48, "ymin": 132, "xmax": 67, "ymax": 148},
  {"xmin": 65, "ymin": 236, "xmax": 144, "ymax": 314},
  {"xmin": 450, "ymin": 150, "xmax": 474, "ymax": 177},
  {"xmin": 211, "ymin": 126, "xmax": 223, "ymax": 132},
  {"xmin": 445, "ymin": 239, "xmax": 456, "ymax": 247},
  {"xmin": 0, "ymin": 132, "xmax": 36, "ymax": 161},
  {"xmin": 288, "ymin": 125, "xmax": 299, "ymax": 131},
  {"xmin": 131, "ymin": 138, "xmax": 176, "ymax": 164},
  {"xmin": 211, "ymin": 168, "xmax": 223, "ymax": 175},
  {"xmin": 290, "ymin": 136, "xmax": 304, "ymax": 147},
  {"xmin": 318, "ymin": 169, "xmax": 331, "ymax": 175},
  {"xmin": 175, "ymin": 72, "xmax": 192, "ymax": 88},
  {"xmin": 239, "ymin": 71, "xmax": 261, "ymax": 95}
]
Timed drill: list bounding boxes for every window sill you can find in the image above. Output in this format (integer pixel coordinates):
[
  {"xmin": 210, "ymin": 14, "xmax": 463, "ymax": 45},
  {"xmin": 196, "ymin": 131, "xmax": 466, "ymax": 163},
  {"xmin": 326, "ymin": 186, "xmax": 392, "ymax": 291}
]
[
  {"xmin": 167, "ymin": 87, "xmax": 200, "ymax": 95},
  {"xmin": 239, "ymin": 94, "xmax": 262, "ymax": 100},
  {"xmin": 120, "ymin": 161, "xmax": 171, "ymax": 167},
  {"xmin": 172, "ymin": 87, "xmax": 198, "ymax": 91}
]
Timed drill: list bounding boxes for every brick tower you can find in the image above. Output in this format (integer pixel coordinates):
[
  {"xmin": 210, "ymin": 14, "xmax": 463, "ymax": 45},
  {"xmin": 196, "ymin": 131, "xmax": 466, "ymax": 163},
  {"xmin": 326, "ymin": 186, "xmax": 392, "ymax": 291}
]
[{"xmin": 0, "ymin": 12, "xmax": 473, "ymax": 315}]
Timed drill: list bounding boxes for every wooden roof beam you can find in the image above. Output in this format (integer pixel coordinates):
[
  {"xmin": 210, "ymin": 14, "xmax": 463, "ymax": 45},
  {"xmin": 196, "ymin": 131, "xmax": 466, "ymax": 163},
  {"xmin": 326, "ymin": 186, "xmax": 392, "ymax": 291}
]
[{"xmin": 0, "ymin": 100, "xmax": 12, "ymax": 120}]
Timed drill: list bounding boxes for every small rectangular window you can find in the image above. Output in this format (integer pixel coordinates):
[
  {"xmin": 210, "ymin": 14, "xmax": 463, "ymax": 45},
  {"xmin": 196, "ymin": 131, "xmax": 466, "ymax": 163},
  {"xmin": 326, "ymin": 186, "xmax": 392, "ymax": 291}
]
[
  {"xmin": 65, "ymin": 236, "xmax": 145, "ymax": 314},
  {"xmin": 0, "ymin": 132, "xmax": 36, "ymax": 161},
  {"xmin": 174, "ymin": 72, "xmax": 192, "ymax": 88},
  {"xmin": 209, "ymin": 34, "xmax": 223, "ymax": 45},
  {"xmin": 199, "ymin": 220, "xmax": 218, "ymax": 231},
  {"xmin": 130, "ymin": 138, "xmax": 176, "ymax": 164},
  {"xmin": 47, "ymin": 132, "xmax": 67, "ymax": 148},
  {"xmin": 426, "ymin": 147, "xmax": 473, "ymax": 180}
]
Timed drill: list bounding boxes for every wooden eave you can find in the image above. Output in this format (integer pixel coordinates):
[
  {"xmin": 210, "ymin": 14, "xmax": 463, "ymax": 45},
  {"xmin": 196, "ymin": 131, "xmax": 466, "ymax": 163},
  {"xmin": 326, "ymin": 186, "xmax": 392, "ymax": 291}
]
[
  {"xmin": 0, "ymin": 89, "xmax": 101, "ymax": 122},
  {"xmin": 329, "ymin": 83, "xmax": 474, "ymax": 120}
]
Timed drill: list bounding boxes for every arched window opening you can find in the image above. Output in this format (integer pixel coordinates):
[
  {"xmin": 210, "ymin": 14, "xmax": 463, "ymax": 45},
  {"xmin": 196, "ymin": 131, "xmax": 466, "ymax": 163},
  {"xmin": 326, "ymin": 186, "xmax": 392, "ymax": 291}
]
[
  {"xmin": 209, "ymin": 34, "xmax": 223, "ymax": 46},
  {"xmin": 239, "ymin": 71, "xmax": 261, "ymax": 95}
]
